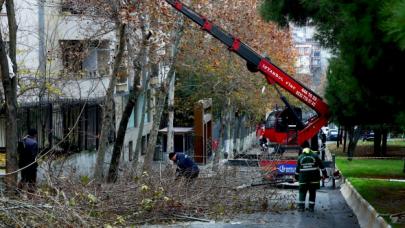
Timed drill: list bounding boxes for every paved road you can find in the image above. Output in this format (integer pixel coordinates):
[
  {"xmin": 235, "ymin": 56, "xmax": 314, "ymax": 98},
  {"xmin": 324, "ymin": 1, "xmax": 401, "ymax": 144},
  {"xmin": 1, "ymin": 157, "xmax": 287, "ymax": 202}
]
[
  {"xmin": 146, "ymin": 145, "xmax": 360, "ymax": 228},
  {"xmin": 146, "ymin": 185, "xmax": 359, "ymax": 228}
]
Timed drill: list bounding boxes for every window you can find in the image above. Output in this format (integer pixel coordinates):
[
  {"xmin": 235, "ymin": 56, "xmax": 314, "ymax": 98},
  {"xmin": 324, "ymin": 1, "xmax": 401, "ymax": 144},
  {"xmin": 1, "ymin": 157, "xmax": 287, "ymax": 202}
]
[
  {"xmin": 265, "ymin": 111, "xmax": 278, "ymax": 128},
  {"xmin": 84, "ymin": 41, "xmax": 110, "ymax": 77},
  {"xmin": 128, "ymin": 108, "xmax": 135, "ymax": 129},
  {"xmin": 61, "ymin": 0, "xmax": 85, "ymax": 14},
  {"xmin": 60, "ymin": 40, "xmax": 110, "ymax": 78},
  {"xmin": 299, "ymin": 48, "xmax": 304, "ymax": 55},
  {"xmin": 60, "ymin": 40, "xmax": 84, "ymax": 73}
]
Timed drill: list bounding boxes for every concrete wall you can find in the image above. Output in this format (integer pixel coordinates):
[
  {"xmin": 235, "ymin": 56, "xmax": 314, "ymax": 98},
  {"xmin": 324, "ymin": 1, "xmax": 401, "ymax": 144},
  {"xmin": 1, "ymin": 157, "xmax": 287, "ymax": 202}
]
[
  {"xmin": 341, "ymin": 180, "xmax": 391, "ymax": 228},
  {"xmin": 213, "ymin": 118, "xmax": 256, "ymax": 159},
  {"xmin": 37, "ymin": 149, "xmax": 111, "ymax": 180}
]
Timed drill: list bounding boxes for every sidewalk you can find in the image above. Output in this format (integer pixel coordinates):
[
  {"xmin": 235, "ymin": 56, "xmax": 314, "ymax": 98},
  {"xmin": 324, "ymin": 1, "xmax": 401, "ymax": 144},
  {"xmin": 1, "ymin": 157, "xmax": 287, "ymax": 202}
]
[{"xmin": 145, "ymin": 180, "xmax": 359, "ymax": 227}]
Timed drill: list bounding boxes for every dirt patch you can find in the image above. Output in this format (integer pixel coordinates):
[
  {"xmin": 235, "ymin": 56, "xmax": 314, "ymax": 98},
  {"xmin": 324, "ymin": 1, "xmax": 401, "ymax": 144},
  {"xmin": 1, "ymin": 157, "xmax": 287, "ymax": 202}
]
[
  {"xmin": 0, "ymin": 165, "xmax": 296, "ymax": 227},
  {"xmin": 355, "ymin": 145, "xmax": 405, "ymax": 157},
  {"xmin": 329, "ymin": 144, "xmax": 405, "ymax": 158},
  {"xmin": 371, "ymin": 188, "xmax": 405, "ymax": 214}
]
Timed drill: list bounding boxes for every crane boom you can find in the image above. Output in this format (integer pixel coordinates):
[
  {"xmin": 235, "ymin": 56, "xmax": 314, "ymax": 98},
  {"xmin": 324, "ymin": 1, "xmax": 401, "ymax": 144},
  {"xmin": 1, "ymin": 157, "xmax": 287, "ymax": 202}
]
[{"xmin": 165, "ymin": 0, "xmax": 330, "ymax": 145}]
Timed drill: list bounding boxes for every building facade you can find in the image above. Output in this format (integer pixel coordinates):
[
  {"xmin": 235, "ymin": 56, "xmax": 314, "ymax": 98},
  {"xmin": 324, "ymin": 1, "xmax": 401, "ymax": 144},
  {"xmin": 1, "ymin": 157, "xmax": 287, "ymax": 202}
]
[
  {"xmin": 0, "ymin": 0, "xmax": 155, "ymax": 163},
  {"xmin": 290, "ymin": 24, "xmax": 330, "ymax": 92}
]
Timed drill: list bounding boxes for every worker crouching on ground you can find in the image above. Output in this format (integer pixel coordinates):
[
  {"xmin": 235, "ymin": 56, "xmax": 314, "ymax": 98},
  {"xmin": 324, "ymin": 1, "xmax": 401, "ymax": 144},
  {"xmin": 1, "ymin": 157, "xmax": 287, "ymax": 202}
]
[
  {"xmin": 295, "ymin": 144, "xmax": 328, "ymax": 212},
  {"xmin": 169, "ymin": 152, "xmax": 199, "ymax": 180}
]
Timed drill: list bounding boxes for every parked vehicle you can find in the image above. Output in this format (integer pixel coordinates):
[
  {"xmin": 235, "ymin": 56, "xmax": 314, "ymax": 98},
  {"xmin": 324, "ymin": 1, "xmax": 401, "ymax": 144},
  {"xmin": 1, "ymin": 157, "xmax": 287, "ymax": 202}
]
[
  {"xmin": 362, "ymin": 131, "xmax": 375, "ymax": 141},
  {"xmin": 328, "ymin": 129, "xmax": 338, "ymax": 141}
]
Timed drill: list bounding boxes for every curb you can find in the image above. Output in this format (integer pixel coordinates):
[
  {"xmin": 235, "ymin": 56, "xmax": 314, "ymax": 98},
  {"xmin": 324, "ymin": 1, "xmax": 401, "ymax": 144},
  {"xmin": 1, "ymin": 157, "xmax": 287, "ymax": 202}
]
[{"xmin": 340, "ymin": 179, "xmax": 391, "ymax": 228}]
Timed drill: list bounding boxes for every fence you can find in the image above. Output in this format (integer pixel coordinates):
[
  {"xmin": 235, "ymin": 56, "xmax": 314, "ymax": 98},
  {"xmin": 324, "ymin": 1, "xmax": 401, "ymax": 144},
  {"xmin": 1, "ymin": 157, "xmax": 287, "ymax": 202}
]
[
  {"xmin": 213, "ymin": 115, "xmax": 256, "ymax": 157},
  {"xmin": 14, "ymin": 99, "xmax": 107, "ymax": 153}
]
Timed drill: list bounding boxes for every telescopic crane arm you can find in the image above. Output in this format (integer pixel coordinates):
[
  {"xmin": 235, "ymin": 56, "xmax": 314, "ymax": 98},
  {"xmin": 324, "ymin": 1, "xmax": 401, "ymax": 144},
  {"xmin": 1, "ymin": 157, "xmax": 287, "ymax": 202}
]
[{"xmin": 165, "ymin": 0, "xmax": 330, "ymax": 145}]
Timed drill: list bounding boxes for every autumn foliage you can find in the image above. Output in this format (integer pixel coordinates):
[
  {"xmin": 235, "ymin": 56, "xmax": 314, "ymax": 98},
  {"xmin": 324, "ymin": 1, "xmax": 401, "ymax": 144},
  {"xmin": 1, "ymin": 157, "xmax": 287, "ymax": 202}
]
[{"xmin": 173, "ymin": 0, "xmax": 297, "ymax": 122}]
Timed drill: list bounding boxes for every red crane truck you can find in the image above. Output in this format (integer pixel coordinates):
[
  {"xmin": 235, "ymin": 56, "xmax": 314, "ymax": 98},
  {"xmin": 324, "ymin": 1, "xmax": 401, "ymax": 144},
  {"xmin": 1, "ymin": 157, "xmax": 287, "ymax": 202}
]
[{"xmin": 164, "ymin": 0, "xmax": 331, "ymax": 182}]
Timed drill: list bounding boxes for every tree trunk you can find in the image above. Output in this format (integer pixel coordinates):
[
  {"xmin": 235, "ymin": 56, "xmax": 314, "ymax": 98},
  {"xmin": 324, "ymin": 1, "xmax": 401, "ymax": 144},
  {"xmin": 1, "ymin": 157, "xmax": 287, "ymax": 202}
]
[
  {"xmin": 213, "ymin": 98, "xmax": 231, "ymax": 171},
  {"xmin": 132, "ymin": 61, "xmax": 154, "ymax": 171},
  {"xmin": 132, "ymin": 87, "xmax": 147, "ymax": 170},
  {"xmin": 234, "ymin": 114, "xmax": 241, "ymax": 153},
  {"xmin": 223, "ymin": 98, "xmax": 231, "ymax": 159},
  {"xmin": 229, "ymin": 108, "xmax": 235, "ymax": 156},
  {"xmin": 94, "ymin": 23, "xmax": 126, "ymax": 182},
  {"xmin": 166, "ymin": 72, "xmax": 176, "ymax": 157},
  {"xmin": 381, "ymin": 128, "xmax": 388, "ymax": 156},
  {"xmin": 229, "ymin": 112, "xmax": 235, "ymax": 147},
  {"xmin": 343, "ymin": 127, "xmax": 347, "ymax": 153},
  {"xmin": 107, "ymin": 18, "xmax": 149, "ymax": 182},
  {"xmin": 347, "ymin": 126, "xmax": 354, "ymax": 160},
  {"xmin": 142, "ymin": 74, "xmax": 170, "ymax": 171},
  {"xmin": 347, "ymin": 126, "xmax": 362, "ymax": 160},
  {"xmin": 107, "ymin": 93, "xmax": 135, "ymax": 182},
  {"xmin": 0, "ymin": 0, "xmax": 18, "ymax": 193},
  {"xmin": 142, "ymin": 12, "xmax": 186, "ymax": 172},
  {"xmin": 373, "ymin": 129, "xmax": 382, "ymax": 156},
  {"xmin": 132, "ymin": 92, "xmax": 146, "ymax": 171},
  {"xmin": 212, "ymin": 114, "xmax": 225, "ymax": 171},
  {"xmin": 336, "ymin": 126, "xmax": 341, "ymax": 148}
]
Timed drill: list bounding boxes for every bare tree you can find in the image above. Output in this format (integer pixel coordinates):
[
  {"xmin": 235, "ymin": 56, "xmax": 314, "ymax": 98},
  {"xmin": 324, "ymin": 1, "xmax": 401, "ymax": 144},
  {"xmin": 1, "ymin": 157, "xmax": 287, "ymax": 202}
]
[
  {"xmin": 132, "ymin": 63, "xmax": 151, "ymax": 170},
  {"xmin": 0, "ymin": 0, "xmax": 19, "ymax": 193},
  {"xmin": 94, "ymin": 22, "xmax": 127, "ymax": 182},
  {"xmin": 166, "ymin": 72, "xmax": 175, "ymax": 158},
  {"xmin": 142, "ymin": 12, "xmax": 187, "ymax": 172},
  {"xmin": 107, "ymin": 10, "xmax": 150, "ymax": 182}
]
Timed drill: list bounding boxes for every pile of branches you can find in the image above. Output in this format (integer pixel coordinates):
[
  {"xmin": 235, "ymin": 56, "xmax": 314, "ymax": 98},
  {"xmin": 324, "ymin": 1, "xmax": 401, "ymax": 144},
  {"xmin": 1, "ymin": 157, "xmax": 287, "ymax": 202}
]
[{"xmin": 0, "ymin": 165, "xmax": 296, "ymax": 227}]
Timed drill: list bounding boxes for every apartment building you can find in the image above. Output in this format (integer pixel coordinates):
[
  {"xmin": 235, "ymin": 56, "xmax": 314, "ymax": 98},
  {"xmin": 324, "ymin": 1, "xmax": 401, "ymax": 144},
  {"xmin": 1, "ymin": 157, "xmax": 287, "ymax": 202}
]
[
  {"xmin": 290, "ymin": 24, "xmax": 330, "ymax": 90},
  {"xmin": 0, "ymin": 0, "xmax": 154, "ymax": 160}
]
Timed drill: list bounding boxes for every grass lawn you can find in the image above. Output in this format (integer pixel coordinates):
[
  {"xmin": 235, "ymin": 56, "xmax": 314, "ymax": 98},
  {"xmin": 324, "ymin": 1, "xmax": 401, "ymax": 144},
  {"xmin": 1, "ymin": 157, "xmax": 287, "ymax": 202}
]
[
  {"xmin": 349, "ymin": 178, "xmax": 405, "ymax": 213},
  {"xmin": 334, "ymin": 154, "xmax": 405, "ymax": 227},
  {"xmin": 336, "ymin": 157, "xmax": 405, "ymax": 179},
  {"xmin": 349, "ymin": 177, "xmax": 405, "ymax": 227}
]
